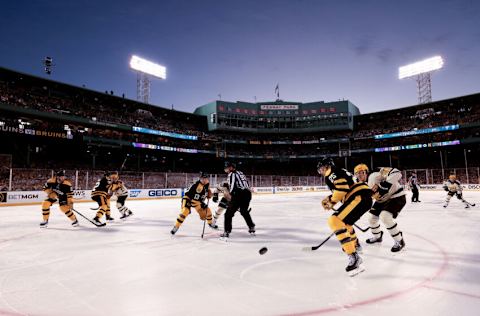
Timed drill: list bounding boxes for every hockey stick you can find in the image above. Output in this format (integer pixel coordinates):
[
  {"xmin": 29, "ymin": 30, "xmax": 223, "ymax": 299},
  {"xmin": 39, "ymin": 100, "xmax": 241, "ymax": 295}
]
[
  {"xmin": 87, "ymin": 157, "xmax": 128, "ymax": 211},
  {"xmin": 302, "ymin": 232, "xmax": 335, "ymax": 251},
  {"xmin": 464, "ymin": 200, "xmax": 476, "ymax": 207},
  {"xmin": 353, "ymin": 223, "xmax": 369, "ymax": 232},
  {"xmin": 201, "ymin": 198, "xmax": 211, "ymax": 239},
  {"xmin": 120, "ymin": 155, "xmax": 128, "ymax": 171},
  {"xmin": 72, "ymin": 208, "xmax": 106, "ymax": 227}
]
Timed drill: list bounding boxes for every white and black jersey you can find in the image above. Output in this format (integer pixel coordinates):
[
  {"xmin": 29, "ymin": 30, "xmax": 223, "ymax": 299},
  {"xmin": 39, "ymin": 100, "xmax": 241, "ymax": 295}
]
[
  {"xmin": 227, "ymin": 170, "xmax": 250, "ymax": 195},
  {"xmin": 368, "ymin": 167, "xmax": 405, "ymax": 203}
]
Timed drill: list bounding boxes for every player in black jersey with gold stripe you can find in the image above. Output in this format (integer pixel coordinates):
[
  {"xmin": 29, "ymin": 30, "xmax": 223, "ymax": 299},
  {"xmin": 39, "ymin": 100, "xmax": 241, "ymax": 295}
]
[
  {"xmin": 171, "ymin": 172, "xmax": 217, "ymax": 235},
  {"xmin": 40, "ymin": 170, "xmax": 78, "ymax": 227},
  {"xmin": 317, "ymin": 157, "xmax": 372, "ymax": 276},
  {"xmin": 91, "ymin": 171, "xmax": 117, "ymax": 225}
]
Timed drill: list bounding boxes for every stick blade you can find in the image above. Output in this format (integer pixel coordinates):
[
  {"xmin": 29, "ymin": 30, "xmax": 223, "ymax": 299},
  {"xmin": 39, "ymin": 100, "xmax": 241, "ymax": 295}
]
[{"xmin": 302, "ymin": 246, "xmax": 314, "ymax": 252}]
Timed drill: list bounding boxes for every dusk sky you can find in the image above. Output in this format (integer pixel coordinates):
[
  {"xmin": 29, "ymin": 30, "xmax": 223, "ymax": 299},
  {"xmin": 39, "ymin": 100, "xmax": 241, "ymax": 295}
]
[{"xmin": 1, "ymin": 0, "xmax": 479, "ymax": 114}]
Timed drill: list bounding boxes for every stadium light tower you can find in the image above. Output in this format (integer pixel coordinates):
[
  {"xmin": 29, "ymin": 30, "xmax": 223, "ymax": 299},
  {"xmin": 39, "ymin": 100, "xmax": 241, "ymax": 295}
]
[
  {"xmin": 399, "ymin": 56, "xmax": 444, "ymax": 104},
  {"xmin": 129, "ymin": 55, "xmax": 166, "ymax": 104}
]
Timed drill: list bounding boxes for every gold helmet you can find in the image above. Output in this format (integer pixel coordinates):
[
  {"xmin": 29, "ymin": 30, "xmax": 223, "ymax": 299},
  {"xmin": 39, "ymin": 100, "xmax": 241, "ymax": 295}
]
[
  {"xmin": 354, "ymin": 163, "xmax": 369, "ymax": 174},
  {"xmin": 449, "ymin": 174, "xmax": 456, "ymax": 181}
]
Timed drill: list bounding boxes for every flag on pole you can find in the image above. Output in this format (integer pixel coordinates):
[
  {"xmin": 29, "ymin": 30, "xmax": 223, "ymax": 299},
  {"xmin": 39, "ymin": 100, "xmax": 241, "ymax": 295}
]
[{"xmin": 275, "ymin": 84, "xmax": 279, "ymax": 99}]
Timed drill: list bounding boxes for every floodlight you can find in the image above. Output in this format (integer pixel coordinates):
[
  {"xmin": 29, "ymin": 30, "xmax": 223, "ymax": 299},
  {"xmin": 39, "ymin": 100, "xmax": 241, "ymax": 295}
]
[
  {"xmin": 398, "ymin": 56, "xmax": 444, "ymax": 79},
  {"xmin": 129, "ymin": 55, "xmax": 166, "ymax": 80}
]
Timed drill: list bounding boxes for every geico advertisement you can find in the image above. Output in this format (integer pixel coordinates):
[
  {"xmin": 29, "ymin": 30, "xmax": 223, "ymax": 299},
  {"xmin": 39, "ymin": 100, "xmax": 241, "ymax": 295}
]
[{"xmin": 128, "ymin": 189, "xmax": 181, "ymax": 199}]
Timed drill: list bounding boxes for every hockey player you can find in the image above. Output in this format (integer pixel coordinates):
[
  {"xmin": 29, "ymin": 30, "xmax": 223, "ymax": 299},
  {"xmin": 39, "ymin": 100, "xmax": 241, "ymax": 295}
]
[
  {"xmin": 409, "ymin": 173, "xmax": 420, "ymax": 202},
  {"xmin": 40, "ymin": 170, "xmax": 79, "ymax": 227},
  {"xmin": 171, "ymin": 172, "xmax": 217, "ymax": 235},
  {"xmin": 443, "ymin": 175, "xmax": 475, "ymax": 208},
  {"xmin": 109, "ymin": 176, "xmax": 133, "ymax": 219},
  {"xmin": 91, "ymin": 171, "xmax": 117, "ymax": 225},
  {"xmin": 318, "ymin": 158, "xmax": 372, "ymax": 276},
  {"xmin": 220, "ymin": 162, "xmax": 255, "ymax": 239},
  {"xmin": 211, "ymin": 181, "xmax": 231, "ymax": 227},
  {"xmin": 354, "ymin": 164, "xmax": 406, "ymax": 252}
]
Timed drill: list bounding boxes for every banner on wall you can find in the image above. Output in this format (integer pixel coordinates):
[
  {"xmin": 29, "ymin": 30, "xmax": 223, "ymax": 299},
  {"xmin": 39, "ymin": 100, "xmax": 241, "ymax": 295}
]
[{"xmin": 1, "ymin": 188, "xmax": 183, "ymax": 205}]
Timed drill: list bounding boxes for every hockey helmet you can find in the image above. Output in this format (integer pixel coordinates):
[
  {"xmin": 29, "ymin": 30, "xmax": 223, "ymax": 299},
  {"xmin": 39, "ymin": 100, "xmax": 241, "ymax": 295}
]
[
  {"xmin": 105, "ymin": 171, "xmax": 119, "ymax": 181},
  {"xmin": 56, "ymin": 170, "xmax": 66, "ymax": 177},
  {"xmin": 200, "ymin": 172, "xmax": 209, "ymax": 179},
  {"xmin": 354, "ymin": 163, "xmax": 369, "ymax": 174},
  {"xmin": 224, "ymin": 161, "xmax": 236, "ymax": 169},
  {"xmin": 317, "ymin": 157, "xmax": 334, "ymax": 169}
]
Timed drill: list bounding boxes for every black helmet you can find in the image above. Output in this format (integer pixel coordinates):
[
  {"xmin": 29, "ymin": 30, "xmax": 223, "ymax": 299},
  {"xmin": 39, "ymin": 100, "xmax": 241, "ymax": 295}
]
[
  {"xmin": 56, "ymin": 170, "xmax": 65, "ymax": 177},
  {"xmin": 224, "ymin": 161, "xmax": 236, "ymax": 169},
  {"xmin": 317, "ymin": 157, "xmax": 335, "ymax": 170},
  {"xmin": 200, "ymin": 172, "xmax": 209, "ymax": 178}
]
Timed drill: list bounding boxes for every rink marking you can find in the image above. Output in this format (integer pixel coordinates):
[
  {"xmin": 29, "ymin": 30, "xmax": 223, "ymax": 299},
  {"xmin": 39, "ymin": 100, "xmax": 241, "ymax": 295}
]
[
  {"xmin": 422, "ymin": 285, "xmax": 480, "ymax": 300},
  {"xmin": 0, "ymin": 232, "xmax": 41, "ymax": 245},
  {"xmin": 274, "ymin": 232, "xmax": 450, "ymax": 316}
]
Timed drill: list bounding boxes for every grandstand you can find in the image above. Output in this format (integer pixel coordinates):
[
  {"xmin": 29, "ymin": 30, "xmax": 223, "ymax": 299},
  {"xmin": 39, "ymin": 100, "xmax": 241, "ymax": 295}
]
[{"xmin": 1, "ymin": 66, "xmax": 480, "ymax": 191}]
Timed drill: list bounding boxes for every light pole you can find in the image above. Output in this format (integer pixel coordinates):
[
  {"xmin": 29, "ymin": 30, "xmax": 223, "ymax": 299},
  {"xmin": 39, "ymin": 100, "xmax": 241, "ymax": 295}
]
[{"xmin": 129, "ymin": 55, "xmax": 166, "ymax": 104}]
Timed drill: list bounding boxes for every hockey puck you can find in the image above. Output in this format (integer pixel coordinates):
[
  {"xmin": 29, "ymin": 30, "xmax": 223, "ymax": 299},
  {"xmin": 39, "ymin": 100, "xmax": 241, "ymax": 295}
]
[{"xmin": 259, "ymin": 247, "xmax": 268, "ymax": 255}]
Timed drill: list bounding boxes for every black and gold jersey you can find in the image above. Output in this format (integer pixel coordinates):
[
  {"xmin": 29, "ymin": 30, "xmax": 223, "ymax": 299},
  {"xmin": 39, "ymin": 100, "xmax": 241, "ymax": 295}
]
[
  {"xmin": 325, "ymin": 167, "xmax": 370, "ymax": 203},
  {"xmin": 91, "ymin": 177, "xmax": 111, "ymax": 197},
  {"xmin": 184, "ymin": 181, "xmax": 210, "ymax": 202},
  {"xmin": 43, "ymin": 177, "xmax": 73, "ymax": 202}
]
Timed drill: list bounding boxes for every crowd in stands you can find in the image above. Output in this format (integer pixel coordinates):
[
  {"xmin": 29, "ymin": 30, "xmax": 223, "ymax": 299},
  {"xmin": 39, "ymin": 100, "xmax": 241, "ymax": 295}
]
[
  {"xmin": 0, "ymin": 70, "xmax": 207, "ymax": 137},
  {"xmin": 2, "ymin": 67, "xmax": 480, "ymax": 192},
  {"xmin": 4, "ymin": 167, "xmax": 479, "ymax": 192},
  {"xmin": 354, "ymin": 94, "xmax": 480, "ymax": 138}
]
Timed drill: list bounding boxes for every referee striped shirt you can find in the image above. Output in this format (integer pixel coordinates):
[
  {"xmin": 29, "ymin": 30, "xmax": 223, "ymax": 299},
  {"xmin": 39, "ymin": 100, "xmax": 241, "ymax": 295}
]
[{"xmin": 227, "ymin": 171, "xmax": 250, "ymax": 194}]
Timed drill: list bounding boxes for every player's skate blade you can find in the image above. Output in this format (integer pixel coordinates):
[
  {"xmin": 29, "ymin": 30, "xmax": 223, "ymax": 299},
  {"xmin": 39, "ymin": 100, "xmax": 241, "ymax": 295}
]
[{"xmin": 348, "ymin": 265, "xmax": 365, "ymax": 277}]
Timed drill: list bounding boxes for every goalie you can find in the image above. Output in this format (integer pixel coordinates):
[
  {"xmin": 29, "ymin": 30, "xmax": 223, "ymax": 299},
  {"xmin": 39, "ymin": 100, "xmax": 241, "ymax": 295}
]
[
  {"xmin": 317, "ymin": 158, "xmax": 372, "ymax": 276},
  {"xmin": 443, "ymin": 175, "xmax": 474, "ymax": 208}
]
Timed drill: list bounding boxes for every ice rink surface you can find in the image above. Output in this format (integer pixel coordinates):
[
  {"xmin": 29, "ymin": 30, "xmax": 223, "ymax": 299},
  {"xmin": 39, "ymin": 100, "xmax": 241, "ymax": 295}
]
[{"xmin": 0, "ymin": 191, "xmax": 479, "ymax": 316}]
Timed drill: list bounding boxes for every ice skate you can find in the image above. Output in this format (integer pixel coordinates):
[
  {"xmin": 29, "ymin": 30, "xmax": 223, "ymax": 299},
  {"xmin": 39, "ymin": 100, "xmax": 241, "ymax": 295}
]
[
  {"xmin": 106, "ymin": 215, "xmax": 115, "ymax": 222},
  {"xmin": 92, "ymin": 217, "xmax": 103, "ymax": 226},
  {"xmin": 248, "ymin": 226, "xmax": 256, "ymax": 236},
  {"xmin": 391, "ymin": 233, "xmax": 405, "ymax": 252},
  {"xmin": 219, "ymin": 231, "xmax": 229, "ymax": 241},
  {"xmin": 208, "ymin": 223, "xmax": 218, "ymax": 230},
  {"xmin": 71, "ymin": 220, "xmax": 79, "ymax": 227},
  {"xmin": 170, "ymin": 226, "xmax": 178, "ymax": 235},
  {"xmin": 39, "ymin": 220, "xmax": 48, "ymax": 228},
  {"xmin": 345, "ymin": 252, "xmax": 364, "ymax": 277},
  {"xmin": 366, "ymin": 231, "xmax": 383, "ymax": 244}
]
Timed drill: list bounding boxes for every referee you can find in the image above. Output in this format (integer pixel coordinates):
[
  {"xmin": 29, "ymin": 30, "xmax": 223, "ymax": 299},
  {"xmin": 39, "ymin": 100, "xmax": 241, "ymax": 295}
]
[{"xmin": 220, "ymin": 161, "xmax": 255, "ymax": 238}]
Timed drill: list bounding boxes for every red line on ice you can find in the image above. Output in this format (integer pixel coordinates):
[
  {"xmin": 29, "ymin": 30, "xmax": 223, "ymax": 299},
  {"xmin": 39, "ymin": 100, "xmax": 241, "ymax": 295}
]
[{"xmin": 278, "ymin": 232, "xmax": 450, "ymax": 316}]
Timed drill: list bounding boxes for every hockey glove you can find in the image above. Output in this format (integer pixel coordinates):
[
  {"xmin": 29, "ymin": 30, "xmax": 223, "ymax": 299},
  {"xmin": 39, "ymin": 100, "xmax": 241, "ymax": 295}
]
[
  {"xmin": 322, "ymin": 196, "xmax": 334, "ymax": 210},
  {"xmin": 200, "ymin": 202, "xmax": 208, "ymax": 209},
  {"xmin": 212, "ymin": 192, "xmax": 219, "ymax": 203},
  {"xmin": 59, "ymin": 199, "xmax": 68, "ymax": 206}
]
